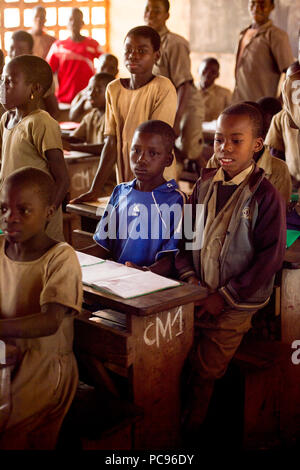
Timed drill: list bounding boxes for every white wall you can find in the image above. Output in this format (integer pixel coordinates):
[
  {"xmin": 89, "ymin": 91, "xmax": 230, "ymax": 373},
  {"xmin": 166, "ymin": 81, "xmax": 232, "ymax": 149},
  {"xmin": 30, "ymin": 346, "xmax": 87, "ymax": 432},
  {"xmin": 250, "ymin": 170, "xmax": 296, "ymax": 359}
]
[{"xmin": 109, "ymin": 0, "xmax": 235, "ymax": 91}]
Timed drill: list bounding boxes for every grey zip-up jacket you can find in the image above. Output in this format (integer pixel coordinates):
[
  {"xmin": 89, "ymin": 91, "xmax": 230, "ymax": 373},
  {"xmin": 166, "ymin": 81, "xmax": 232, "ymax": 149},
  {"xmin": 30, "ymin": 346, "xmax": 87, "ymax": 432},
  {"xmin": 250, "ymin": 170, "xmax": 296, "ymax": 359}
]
[{"xmin": 176, "ymin": 166, "xmax": 286, "ymax": 310}]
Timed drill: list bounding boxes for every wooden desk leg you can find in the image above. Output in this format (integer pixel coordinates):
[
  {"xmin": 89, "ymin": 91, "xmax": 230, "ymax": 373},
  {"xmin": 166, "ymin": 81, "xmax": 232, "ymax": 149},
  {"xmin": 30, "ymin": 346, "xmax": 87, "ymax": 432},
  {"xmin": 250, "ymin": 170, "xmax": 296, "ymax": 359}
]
[
  {"xmin": 129, "ymin": 303, "xmax": 194, "ymax": 450},
  {"xmin": 281, "ymin": 269, "xmax": 300, "ymax": 343}
]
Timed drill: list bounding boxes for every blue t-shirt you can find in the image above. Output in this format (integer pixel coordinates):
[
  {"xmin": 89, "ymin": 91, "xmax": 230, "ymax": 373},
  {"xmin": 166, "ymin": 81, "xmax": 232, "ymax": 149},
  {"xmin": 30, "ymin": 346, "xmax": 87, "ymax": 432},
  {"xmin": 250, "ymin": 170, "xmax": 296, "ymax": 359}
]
[{"xmin": 93, "ymin": 179, "xmax": 186, "ymax": 266}]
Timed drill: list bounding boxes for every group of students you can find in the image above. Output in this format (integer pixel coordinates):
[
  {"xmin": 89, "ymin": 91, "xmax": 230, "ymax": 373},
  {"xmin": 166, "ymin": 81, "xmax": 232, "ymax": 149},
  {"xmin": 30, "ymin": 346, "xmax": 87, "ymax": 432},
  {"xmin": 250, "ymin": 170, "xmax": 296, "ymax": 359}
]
[{"xmin": 0, "ymin": 0, "xmax": 299, "ymax": 451}]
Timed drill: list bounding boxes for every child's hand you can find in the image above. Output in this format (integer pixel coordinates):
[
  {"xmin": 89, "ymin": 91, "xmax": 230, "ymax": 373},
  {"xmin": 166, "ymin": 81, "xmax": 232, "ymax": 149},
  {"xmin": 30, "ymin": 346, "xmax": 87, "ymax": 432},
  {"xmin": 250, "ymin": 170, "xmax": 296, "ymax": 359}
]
[
  {"xmin": 186, "ymin": 275, "xmax": 201, "ymax": 286},
  {"xmin": 125, "ymin": 261, "xmax": 149, "ymax": 271},
  {"xmin": 195, "ymin": 292, "xmax": 225, "ymax": 318}
]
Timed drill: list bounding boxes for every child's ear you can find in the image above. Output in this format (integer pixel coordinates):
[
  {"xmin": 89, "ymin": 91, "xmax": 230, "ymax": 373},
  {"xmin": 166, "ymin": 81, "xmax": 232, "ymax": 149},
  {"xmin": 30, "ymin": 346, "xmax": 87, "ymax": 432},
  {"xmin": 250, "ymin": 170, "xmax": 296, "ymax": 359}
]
[
  {"xmin": 31, "ymin": 82, "xmax": 43, "ymax": 98},
  {"xmin": 165, "ymin": 152, "xmax": 174, "ymax": 168},
  {"xmin": 154, "ymin": 50, "xmax": 161, "ymax": 64},
  {"xmin": 46, "ymin": 204, "xmax": 56, "ymax": 222},
  {"xmin": 253, "ymin": 137, "xmax": 264, "ymax": 153}
]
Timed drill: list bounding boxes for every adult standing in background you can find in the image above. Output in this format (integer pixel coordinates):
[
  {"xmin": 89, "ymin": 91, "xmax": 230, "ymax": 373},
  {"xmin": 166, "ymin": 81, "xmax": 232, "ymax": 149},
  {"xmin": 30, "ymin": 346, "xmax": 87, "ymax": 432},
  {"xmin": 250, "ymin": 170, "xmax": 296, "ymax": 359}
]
[
  {"xmin": 144, "ymin": 0, "xmax": 205, "ymax": 173},
  {"xmin": 30, "ymin": 6, "xmax": 56, "ymax": 59},
  {"xmin": 232, "ymin": 0, "xmax": 294, "ymax": 103},
  {"xmin": 46, "ymin": 8, "xmax": 102, "ymax": 104}
]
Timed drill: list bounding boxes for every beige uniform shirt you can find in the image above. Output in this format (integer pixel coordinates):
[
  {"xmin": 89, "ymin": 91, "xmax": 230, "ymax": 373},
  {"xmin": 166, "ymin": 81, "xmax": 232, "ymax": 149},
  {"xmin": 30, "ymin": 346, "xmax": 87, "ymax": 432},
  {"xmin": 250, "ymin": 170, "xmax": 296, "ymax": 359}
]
[
  {"xmin": 104, "ymin": 76, "xmax": 177, "ymax": 183},
  {"xmin": 0, "ymin": 239, "xmax": 82, "ymax": 449},
  {"xmin": 0, "ymin": 110, "xmax": 65, "ymax": 241},
  {"xmin": 207, "ymin": 147, "xmax": 292, "ymax": 203},
  {"xmin": 265, "ymin": 109, "xmax": 300, "ymax": 184},
  {"xmin": 199, "ymin": 84, "xmax": 232, "ymax": 122},
  {"xmin": 71, "ymin": 109, "xmax": 116, "ymax": 195},
  {"xmin": 233, "ymin": 20, "xmax": 294, "ymax": 102},
  {"xmin": 153, "ymin": 26, "xmax": 204, "ymax": 160},
  {"xmin": 30, "ymin": 30, "xmax": 56, "ymax": 59}
]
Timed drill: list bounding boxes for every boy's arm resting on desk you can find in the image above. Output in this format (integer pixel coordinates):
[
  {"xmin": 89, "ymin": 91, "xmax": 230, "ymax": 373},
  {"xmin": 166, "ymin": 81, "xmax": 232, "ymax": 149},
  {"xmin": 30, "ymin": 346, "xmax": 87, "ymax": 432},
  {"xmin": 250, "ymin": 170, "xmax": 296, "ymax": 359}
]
[
  {"xmin": 46, "ymin": 148, "xmax": 70, "ymax": 209},
  {"xmin": 70, "ymin": 135, "xmax": 117, "ymax": 203},
  {"xmin": 125, "ymin": 253, "xmax": 174, "ymax": 277},
  {"xmin": 219, "ymin": 188, "xmax": 286, "ymax": 310},
  {"xmin": 0, "ymin": 303, "xmax": 71, "ymax": 339}
]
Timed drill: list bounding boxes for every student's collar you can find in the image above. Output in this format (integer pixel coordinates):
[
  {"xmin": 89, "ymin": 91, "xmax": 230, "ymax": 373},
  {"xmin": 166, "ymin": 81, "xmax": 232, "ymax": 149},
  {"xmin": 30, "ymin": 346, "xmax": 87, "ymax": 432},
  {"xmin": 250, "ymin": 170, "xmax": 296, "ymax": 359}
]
[
  {"xmin": 158, "ymin": 26, "xmax": 169, "ymax": 37},
  {"xmin": 124, "ymin": 178, "xmax": 177, "ymax": 193},
  {"xmin": 213, "ymin": 163, "xmax": 255, "ymax": 186},
  {"xmin": 241, "ymin": 19, "xmax": 273, "ymax": 35}
]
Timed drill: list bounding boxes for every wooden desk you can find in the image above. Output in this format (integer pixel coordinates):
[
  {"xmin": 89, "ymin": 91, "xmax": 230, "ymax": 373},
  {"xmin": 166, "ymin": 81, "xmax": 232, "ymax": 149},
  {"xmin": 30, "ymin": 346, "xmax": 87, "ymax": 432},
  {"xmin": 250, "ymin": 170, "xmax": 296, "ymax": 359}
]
[
  {"xmin": 74, "ymin": 282, "xmax": 207, "ymax": 449},
  {"xmin": 64, "ymin": 150, "xmax": 100, "ymax": 200},
  {"xmin": 66, "ymin": 198, "xmax": 108, "ymax": 234}
]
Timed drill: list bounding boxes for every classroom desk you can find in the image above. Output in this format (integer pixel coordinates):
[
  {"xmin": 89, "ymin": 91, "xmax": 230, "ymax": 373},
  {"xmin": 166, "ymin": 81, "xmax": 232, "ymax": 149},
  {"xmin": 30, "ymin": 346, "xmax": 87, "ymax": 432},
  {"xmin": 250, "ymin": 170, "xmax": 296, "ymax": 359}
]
[
  {"xmin": 64, "ymin": 150, "xmax": 100, "ymax": 200},
  {"xmin": 66, "ymin": 198, "xmax": 107, "ymax": 233},
  {"xmin": 74, "ymin": 282, "xmax": 207, "ymax": 450}
]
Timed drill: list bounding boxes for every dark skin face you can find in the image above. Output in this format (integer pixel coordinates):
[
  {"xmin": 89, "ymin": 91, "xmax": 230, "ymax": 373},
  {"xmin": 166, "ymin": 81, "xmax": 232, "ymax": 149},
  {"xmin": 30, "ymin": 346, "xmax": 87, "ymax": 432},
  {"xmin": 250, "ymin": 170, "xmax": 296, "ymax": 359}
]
[
  {"xmin": 0, "ymin": 182, "xmax": 55, "ymax": 260},
  {"xmin": 68, "ymin": 10, "xmax": 84, "ymax": 41},
  {"xmin": 9, "ymin": 39, "xmax": 32, "ymax": 59},
  {"xmin": 130, "ymin": 131, "xmax": 173, "ymax": 192},
  {"xmin": 87, "ymin": 76, "xmax": 107, "ymax": 110},
  {"xmin": 33, "ymin": 8, "xmax": 46, "ymax": 34},
  {"xmin": 2, "ymin": 62, "xmax": 33, "ymax": 111},
  {"xmin": 144, "ymin": 0, "xmax": 169, "ymax": 33},
  {"xmin": 248, "ymin": 0, "xmax": 274, "ymax": 27},
  {"xmin": 198, "ymin": 61, "xmax": 219, "ymax": 90},
  {"xmin": 214, "ymin": 114, "xmax": 264, "ymax": 179},
  {"xmin": 98, "ymin": 55, "xmax": 118, "ymax": 77},
  {"xmin": 124, "ymin": 34, "xmax": 160, "ymax": 89}
]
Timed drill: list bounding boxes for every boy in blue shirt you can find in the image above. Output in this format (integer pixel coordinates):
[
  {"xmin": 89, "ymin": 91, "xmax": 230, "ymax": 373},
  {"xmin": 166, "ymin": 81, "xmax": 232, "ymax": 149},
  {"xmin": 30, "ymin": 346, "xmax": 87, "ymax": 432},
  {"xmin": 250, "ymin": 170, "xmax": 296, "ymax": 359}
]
[{"xmin": 86, "ymin": 120, "xmax": 186, "ymax": 276}]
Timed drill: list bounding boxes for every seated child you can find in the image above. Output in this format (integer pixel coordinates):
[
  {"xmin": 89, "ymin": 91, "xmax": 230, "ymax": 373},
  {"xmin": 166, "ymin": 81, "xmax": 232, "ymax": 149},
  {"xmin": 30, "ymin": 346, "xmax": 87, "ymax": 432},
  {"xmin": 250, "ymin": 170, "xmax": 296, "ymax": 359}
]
[
  {"xmin": 0, "ymin": 54, "xmax": 69, "ymax": 241},
  {"xmin": 207, "ymin": 101, "xmax": 292, "ymax": 203},
  {"xmin": 0, "ymin": 167, "xmax": 82, "ymax": 450},
  {"xmin": 63, "ymin": 72, "xmax": 116, "ymax": 197},
  {"xmin": 84, "ymin": 120, "xmax": 186, "ymax": 276},
  {"xmin": 69, "ymin": 53, "xmax": 119, "ymax": 122},
  {"xmin": 198, "ymin": 57, "xmax": 232, "ymax": 122},
  {"xmin": 176, "ymin": 103, "xmax": 286, "ymax": 436},
  {"xmin": 265, "ymin": 62, "xmax": 300, "ymax": 190},
  {"xmin": 9, "ymin": 30, "xmax": 59, "ymax": 119},
  {"xmin": 71, "ymin": 26, "xmax": 177, "ymax": 204}
]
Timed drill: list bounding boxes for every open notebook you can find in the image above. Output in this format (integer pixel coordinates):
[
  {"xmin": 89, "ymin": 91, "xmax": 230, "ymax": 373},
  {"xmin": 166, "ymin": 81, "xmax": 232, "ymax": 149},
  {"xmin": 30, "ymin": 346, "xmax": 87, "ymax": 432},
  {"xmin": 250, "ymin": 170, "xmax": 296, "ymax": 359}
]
[{"xmin": 76, "ymin": 252, "xmax": 180, "ymax": 299}]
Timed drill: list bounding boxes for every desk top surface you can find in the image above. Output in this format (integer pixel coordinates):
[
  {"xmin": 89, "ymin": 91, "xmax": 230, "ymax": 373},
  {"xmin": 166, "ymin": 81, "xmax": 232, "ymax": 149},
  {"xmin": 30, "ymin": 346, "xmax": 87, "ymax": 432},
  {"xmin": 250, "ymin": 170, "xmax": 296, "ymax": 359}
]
[
  {"xmin": 83, "ymin": 282, "xmax": 207, "ymax": 316},
  {"xmin": 63, "ymin": 149, "xmax": 98, "ymax": 162}
]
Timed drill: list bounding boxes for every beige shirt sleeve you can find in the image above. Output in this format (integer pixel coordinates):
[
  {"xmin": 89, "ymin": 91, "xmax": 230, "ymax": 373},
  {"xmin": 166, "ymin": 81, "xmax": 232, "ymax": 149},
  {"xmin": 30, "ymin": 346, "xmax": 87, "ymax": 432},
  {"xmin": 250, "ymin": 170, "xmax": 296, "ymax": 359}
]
[
  {"xmin": 40, "ymin": 243, "xmax": 83, "ymax": 314},
  {"xmin": 265, "ymin": 112, "xmax": 285, "ymax": 151},
  {"xmin": 269, "ymin": 157, "xmax": 292, "ymax": 203},
  {"xmin": 71, "ymin": 115, "xmax": 88, "ymax": 140},
  {"xmin": 167, "ymin": 40, "xmax": 193, "ymax": 89},
  {"xmin": 150, "ymin": 78, "xmax": 177, "ymax": 125},
  {"xmin": 104, "ymin": 85, "xmax": 117, "ymax": 136},
  {"xmin": 33, "ymin": 112, "xmax": 63, "ymax": 156},
  {"xmin": 269, "ymin": 29, "xmax": 295, "ymax": 73}
]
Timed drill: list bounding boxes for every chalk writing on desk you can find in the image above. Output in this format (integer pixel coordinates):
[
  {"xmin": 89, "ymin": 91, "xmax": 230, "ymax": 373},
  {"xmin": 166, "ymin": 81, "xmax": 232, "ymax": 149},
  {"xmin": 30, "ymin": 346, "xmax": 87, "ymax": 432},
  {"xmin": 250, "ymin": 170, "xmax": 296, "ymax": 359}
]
[
  {"xmin": 144, "ymin": 306, "xmax": 183, "ymax": 348},
  {"xmin": 72, "ymin": 170, "xmax": 92, "ymax": 191}
]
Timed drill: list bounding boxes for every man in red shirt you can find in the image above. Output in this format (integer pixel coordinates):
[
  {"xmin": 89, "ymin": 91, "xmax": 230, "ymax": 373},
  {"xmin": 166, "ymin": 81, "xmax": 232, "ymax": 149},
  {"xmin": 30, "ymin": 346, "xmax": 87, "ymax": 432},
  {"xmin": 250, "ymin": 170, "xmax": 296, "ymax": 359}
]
[{"xmin": 46, "ymin": 8, "xmax": 102, "ymax": 103}]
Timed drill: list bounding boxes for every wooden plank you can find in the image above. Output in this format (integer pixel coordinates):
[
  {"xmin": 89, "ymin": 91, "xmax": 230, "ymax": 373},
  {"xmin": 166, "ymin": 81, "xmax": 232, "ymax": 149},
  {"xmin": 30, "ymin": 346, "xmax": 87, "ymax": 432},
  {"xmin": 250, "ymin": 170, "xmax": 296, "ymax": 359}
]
[
  {"xmin": 280, "ymin": 268, "xmax": 300, "ymax": 343},
  {"xmin": 67, "ymin": 202, "xmax": 106, "ymax": 219},
  {"xmin": 83, "ymin": 283, "xmax": 207, "ymax": 316}
]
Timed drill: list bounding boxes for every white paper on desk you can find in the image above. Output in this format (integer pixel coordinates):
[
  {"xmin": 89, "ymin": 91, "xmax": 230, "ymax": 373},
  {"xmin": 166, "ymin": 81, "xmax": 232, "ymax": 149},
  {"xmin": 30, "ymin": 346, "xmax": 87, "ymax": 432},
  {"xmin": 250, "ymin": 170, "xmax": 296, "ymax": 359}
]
[
  {"xmin": 64, "ymin": 150, "xmax": 94, "ymax": 158},
  {"xmin": 79, "ymin": 258, "xmax": 180, "ymax": 298},
  {"xmin": 76, "ymin": 251, "xmax": 105, "ymax": 267}
]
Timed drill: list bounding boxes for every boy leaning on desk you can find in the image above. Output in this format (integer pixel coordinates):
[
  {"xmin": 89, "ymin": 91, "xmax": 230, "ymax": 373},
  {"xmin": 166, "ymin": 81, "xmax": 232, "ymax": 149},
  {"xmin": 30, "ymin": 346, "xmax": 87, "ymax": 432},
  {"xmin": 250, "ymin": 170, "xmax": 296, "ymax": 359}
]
[{"xmin": 80, "ymin": 119, "xmax": 186, "ymax": 277}]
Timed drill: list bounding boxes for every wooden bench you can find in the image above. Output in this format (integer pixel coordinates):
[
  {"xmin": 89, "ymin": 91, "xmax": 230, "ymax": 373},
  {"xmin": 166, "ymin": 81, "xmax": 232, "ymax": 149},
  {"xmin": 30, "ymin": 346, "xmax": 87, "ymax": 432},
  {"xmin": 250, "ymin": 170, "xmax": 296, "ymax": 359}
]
[{"xmin": 57, "ymin": 381, "xmax": 143, "ymax": 450}]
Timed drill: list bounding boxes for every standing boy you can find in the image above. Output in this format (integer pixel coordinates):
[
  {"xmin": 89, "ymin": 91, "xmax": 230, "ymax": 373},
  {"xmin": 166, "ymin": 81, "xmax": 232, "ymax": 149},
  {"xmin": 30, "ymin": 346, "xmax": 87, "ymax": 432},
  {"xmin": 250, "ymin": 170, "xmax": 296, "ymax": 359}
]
[
  {"xmin": 144, "ymin": 0, "xmax": 205, "ymax": 170},
  {"xmin": 233, "ymin": 0, "xmax": 294, "ymax": 102},
  {"xmin": 30, "ymin": 6, "xmax": 56, "ymax": 59},
  {"xmin": 198, "ymin": 58, "xmax": 232, "ymax": 122},
  {"xmin": 176, "ymin": 103, "xmax": 286, "ymax": 435},
  {"xmin": 47, "ymin": 8, "xmax": 102, "ymax": 103}
]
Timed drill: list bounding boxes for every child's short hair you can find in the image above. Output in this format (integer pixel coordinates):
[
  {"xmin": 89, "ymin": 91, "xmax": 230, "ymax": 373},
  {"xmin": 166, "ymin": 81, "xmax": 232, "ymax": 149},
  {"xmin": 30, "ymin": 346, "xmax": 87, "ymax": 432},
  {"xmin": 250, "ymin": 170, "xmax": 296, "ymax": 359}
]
[
  {"xmin": 11, "ymin": 30, "xmax": 34, "ymax": 52},
  {"xmin": 125, "ymin": 26, "xmax": 160, "ymax": 52},
  {"xmin": 257, "ymin": 97, "xmax": 282, "ymax": 117},
  {"xmin": 202, "ymin": 57, "xmax": 219, "ymax": 70},
  {"xmin": 93, "ymin": 72, "xmax": 115, "ymax": 87},
  {"xmin": 135, "ymin": 120, "xmax": 176, "ymax": 153},
  {"xmin": 10, "ymin": 55, "xmax": 53, "ymax": 94},
  {"xmin": 4, "ymin": 167, "xmax": 54, "ymax": 206},
  {"xmin": 221, "ymin": 102, "xmax": 264, "ymax": 138},
  {"xmin": 159, "ymin": 0, "xmax": 170, "ymax": 12}
]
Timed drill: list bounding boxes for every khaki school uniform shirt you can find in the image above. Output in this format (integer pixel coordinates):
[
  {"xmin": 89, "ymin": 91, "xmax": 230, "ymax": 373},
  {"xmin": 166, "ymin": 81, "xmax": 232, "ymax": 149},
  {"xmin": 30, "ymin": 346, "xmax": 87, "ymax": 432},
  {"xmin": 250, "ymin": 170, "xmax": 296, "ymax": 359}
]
[
  {"xmin": 200, "ymin": 83, "xmax": 232, "ymax": 122},
  {"xmin": 71, "ymin": 109, "xmax": 116, "ymax": 196},
  {"xmin": 207, "ymin": 147, "xmax": 292, "ymax": 202},
  {"xmin": 0, "ymin": 239, "xmax": 82, "ymax": 449},
  {"xmin": 0, "ymin": 109, "xmax": 64, "ymax": 241},
  {"xmin": 265, "ymin": 109, "xmax": 300, "ymax": 184},
  {"xmin": 233, "ymin": 20, "xmax": 294, "ymax": 102},
  {"xmin": 153, "ymin": 26, "xmax": 204, "ymax": 160},
  {"xmin": 104, "ymin": 76, "xmax": 177, "ymax": 183}
]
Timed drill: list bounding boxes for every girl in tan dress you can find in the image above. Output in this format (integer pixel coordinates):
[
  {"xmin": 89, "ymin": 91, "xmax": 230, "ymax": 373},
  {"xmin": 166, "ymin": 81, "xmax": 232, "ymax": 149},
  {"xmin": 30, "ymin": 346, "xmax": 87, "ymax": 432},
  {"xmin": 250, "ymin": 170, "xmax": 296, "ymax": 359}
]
[{"xmin": 0, "ymin": 167, "xmax": 82, "ymax": 449}]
